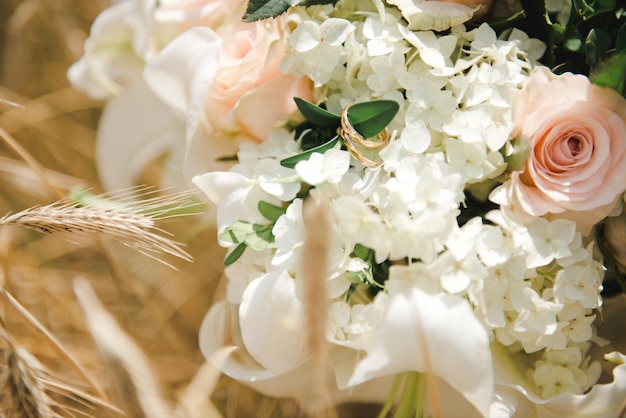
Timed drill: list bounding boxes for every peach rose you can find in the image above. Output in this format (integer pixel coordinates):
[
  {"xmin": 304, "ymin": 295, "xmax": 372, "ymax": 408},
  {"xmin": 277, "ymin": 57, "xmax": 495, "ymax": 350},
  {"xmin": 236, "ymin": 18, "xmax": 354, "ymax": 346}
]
[
  {"xmin": 144, "ymin": 12, "xmax": 314, "ymax": 179},
  {"xmin": 203, "ymin": 17, "xmax": 314, "ymax": 142},
  {"xmin": 511, "ymin": 67, "xmax": 626, "ymax": 233}
]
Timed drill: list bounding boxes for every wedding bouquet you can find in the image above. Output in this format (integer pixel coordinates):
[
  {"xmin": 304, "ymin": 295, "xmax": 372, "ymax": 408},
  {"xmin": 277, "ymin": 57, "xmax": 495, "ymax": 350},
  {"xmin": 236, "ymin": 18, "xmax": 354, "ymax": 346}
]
[{"xmin": 69, "ymin": 0, "xmax": 626, "ymax": 416}]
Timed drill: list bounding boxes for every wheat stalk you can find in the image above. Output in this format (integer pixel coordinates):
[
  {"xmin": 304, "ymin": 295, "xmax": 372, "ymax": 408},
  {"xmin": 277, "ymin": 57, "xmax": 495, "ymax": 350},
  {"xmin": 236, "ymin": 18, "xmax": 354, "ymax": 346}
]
[
  {"xmin": 0, "ymin": 187, "xmax": 201, "ymax": 268},
  {"xmin": 74, "ymin": 278, "xmax": 173, "ymax": 418},
  {"xmin": 301, "ymin": 199, "xmax": 336, "ymax": 418},
  {"xmin": 0, "ymin": 322, "xmax": 119, "ymax": 418},
  {"xmin": 0, "ymin": 328, "xmax": 56, "ymax": 418}
]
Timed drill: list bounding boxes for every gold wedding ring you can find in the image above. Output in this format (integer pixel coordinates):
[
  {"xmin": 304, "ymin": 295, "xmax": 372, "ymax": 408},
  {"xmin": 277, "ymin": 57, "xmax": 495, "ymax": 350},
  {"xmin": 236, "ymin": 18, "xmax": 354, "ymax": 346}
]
[{"xmin": 338, "ymin": 104, "xmax": 391, "ymax": 169}]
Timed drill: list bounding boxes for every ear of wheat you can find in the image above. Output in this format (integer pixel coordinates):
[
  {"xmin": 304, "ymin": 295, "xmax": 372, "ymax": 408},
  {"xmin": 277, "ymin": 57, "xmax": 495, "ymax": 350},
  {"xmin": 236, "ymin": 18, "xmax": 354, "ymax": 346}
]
[
  {"xmin": 0, "ymin": 324, "xmax": 119, "ymax": 418},
  {"xmin": 0, "ymin": 187, "xmax": 203, "ymax": 268}
]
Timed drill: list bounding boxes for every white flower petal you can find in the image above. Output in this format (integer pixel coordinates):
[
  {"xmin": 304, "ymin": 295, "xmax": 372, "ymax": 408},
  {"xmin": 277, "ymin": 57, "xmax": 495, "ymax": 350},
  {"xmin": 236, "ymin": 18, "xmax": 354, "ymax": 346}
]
[
  {"xmin": 144, "ymin": 27, "xmax": 221, "ymax": 143},
  {"xmin": 319, "ymin": 18, "xmax": 355, "ymax": 46},
  {"xmin": 338, "ymin": 283, "xmax": 493, "ymax": 417},
  {"xmin": 96, "ymin": 80, "xmax": 184, "ymax": 190},
  {"xmin": 239, "ymin": 271, "xmax": 309, "ymax": 375}
]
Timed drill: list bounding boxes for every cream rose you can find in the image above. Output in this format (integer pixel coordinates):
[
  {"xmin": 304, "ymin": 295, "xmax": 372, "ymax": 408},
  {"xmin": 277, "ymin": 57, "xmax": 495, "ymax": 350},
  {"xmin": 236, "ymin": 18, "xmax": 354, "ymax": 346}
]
[
  {"xmin": 511, "ymin": 67, "xmax": 626, "ymax": 234},
  {"xmin": 203, "ymin": 17, "xmax": 314, "ymax": 143},
  {"xmin": 144, "ymin": 13, "xmax": 314, "ymax": 179}
]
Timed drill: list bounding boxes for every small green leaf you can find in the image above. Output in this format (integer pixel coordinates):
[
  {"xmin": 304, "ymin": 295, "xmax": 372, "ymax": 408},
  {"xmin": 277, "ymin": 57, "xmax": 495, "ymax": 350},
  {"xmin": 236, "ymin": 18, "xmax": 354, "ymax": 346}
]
[
  {"xmin": 294, "ymin": 97, "xmax": 341, "ymax": 128},
  {"xmin": 590, "ymin": 52, "xmax": 626, "ymax": 96},
  {"xmin": 224, "ymin": 243, "xmax": 247, "ymax": 266},
  {"xmin": 242, "ymin": 0, "xmax": 291, "ymax": 21},
  {"xmin": 299, "ymin": 0, "xmax": 337, "ymax": 5},
  {"xmin": 353, "ymin": 243, "xmax": 371, "ymax": 260},
  {"xmin": 244, "ymin": 224, "xmax": 274, "ymax": 251},
  {"xmin": 280, "ymin": 136, "xmax": 341, "ymax": 168},
  {"xmin": 348, "ymin": 100, "xmax": 400, "ymax": 138},
  {"xmin": 243, "ymin": 0, "xmax": 338, "ymax": 21},
  {"xmin": 258, "ymin": 201, "xmax": 287, "ymax": 222},
  {"xmin": 218, "ymin": 221, "xmax": 274, "ymax": 251}
]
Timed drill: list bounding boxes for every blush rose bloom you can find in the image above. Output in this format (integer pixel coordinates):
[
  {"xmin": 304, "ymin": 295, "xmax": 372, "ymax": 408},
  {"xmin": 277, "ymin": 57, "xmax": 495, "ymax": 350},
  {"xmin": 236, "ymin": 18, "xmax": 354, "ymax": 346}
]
[
  {"xmin": 146, "ymin": 14, "xmax": 314, "ymax": 179},
  {"xmin": 511, "ymin": 67, "xmax": 626, "ymax": 234}
]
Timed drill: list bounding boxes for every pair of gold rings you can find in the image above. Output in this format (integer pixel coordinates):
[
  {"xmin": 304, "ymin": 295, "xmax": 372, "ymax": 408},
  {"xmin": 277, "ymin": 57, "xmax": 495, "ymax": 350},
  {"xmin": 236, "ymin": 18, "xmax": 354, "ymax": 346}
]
[{"xmin": 338, "ymin": 105, "xmax": 391, "ymax": 169}]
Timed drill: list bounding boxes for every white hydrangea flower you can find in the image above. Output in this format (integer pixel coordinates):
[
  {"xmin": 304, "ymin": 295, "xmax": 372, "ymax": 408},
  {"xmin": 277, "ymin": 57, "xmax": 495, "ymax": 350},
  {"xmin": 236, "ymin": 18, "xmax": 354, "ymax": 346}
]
[
  {"xmin": 282, "ymin": 18, "xmax": 355, "ymax": 86},
  {"xmin": 295, "ymin": 149, "xmax": 351, "ymax": 185},
  {"xmin": 272, "ymin": 199, "xmax": 305, "ymax": 270}
]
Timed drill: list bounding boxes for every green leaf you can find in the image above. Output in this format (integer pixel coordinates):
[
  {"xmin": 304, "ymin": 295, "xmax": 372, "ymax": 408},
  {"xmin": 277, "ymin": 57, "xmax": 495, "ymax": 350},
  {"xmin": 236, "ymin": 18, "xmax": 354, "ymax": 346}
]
[
  {"xmin": 347, "ymin": 100, "xmax": 400, "ymax": 138},
  {"xmin": 242, "ymin": 0, "xmax": 291, "ymax": 21},
  {"xmin": 218, "ymin": 221, "xmax": 274, "ymax": 251},
  {"xmin": 353, "ymin": 243, "xmax": 371, "ymax": 260},
  {"xmin": 294, "ymin": 97, "xmax": 340, "ymax": 128},
  {"xmin": 224, "ymin": 243, "xmax": 247, "ymax": 266},
  {"xmin": 299, "ymin": 0, "xmax": 337, "ymax": 5},
  {"xmin": 258, "ymin": 201, "xmax": 286, "ymax": 222},
  {"xmin": 243, "ymin": 0, "xmax": 338, "ymax": 21},
  {"xmin": 280, "ymin": 136, "xmax": 341, "ymax": 168},
  {"xmin": 590, "ymin": 52, "xmax": 626, "ymax": 96}
]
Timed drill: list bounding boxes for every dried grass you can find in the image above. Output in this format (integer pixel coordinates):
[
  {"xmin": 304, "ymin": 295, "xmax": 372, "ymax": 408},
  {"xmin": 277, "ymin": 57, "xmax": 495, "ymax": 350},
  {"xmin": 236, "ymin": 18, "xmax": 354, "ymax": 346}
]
[
  {"xmin": 0, "ymin": 187, "xmax": 198, "ymax": 267},
  {"xmin": 0, "ymin": 1, "xmax": 381, "ymax": 417}
]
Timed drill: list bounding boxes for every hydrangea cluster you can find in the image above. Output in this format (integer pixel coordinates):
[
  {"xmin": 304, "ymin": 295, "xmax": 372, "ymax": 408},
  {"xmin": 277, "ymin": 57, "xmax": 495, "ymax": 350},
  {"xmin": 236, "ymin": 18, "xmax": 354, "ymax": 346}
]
[{"xmin": 193, "ymin": 2, "xmax": 622, "ymax": 415}]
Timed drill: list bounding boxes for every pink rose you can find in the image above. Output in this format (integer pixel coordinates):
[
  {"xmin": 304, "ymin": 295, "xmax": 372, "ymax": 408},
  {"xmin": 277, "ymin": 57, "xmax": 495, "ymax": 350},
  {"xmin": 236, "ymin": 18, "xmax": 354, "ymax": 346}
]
[
  {"xmin": 144, "ymin": 13, "xmax": 314, "ymax": 179},
  {"xmin": 204, "ymin": 17, "xmax": 314, "ymax": 142},
  {"xmin": 511, "ymin": 67, "xmax": 626, "ymax": 233}
]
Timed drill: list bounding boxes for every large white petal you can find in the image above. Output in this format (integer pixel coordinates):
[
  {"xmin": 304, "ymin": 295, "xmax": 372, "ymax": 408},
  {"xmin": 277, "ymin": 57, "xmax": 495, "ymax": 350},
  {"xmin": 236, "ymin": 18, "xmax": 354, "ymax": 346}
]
[
  {"xmin": 193, "ymin": 171, "xmax": 268, "ymax": 231},
  {"xmin": 199, "ymin": 301, "xmax": 396, "ymax": 413},
  {"xmin": 144, "ymin": 27, "xmax": 221, "ymax": 142},
  {"xmin": 239, "ymin": 271, "xmax": 309, "ymax": 375},
  {"xmin": 67, "ymin": 1, "xmax": 144, "ymax": 99},
  {"xmin": 96, "ymin": 79, "xmax": 185, "ymax": 190},
  {"xmin": 338, "ymin": 283, "xmax": 493, "ymax": 417}
]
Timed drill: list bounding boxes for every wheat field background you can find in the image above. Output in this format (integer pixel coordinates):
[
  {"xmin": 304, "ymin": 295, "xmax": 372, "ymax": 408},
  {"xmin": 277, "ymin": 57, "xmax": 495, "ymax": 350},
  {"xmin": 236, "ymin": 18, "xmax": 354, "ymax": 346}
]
[
  {"xmin": 0, "ymin": 1, "xmax": 256, "ymax": 416},
  {"xmin": 0, "ymin": 2, "xmax": 381, "ymax": 417}
]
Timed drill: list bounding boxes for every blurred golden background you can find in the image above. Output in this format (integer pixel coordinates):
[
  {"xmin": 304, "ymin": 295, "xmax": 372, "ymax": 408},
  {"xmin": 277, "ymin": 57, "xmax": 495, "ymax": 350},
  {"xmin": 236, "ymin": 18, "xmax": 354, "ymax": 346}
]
[{"xmin": 0, "ymin": 1, "xmax": 241, "ymax": 416}]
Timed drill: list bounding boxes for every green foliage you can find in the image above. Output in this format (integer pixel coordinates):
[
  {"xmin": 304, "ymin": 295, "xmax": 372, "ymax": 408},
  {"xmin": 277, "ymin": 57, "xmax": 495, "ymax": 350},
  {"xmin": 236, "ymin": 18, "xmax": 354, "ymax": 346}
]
[
  {"xmin": 219, "ymin": 218, "xmax": 276, "ymax": 265},
  {"xmin": 243, "ymin": 0, "xmax": 338, "ymax": 22},
  {"xmin": 501, "ymin": 0, "xmax": 626, "ymax": 93},
  {"xmin": 258, "ymin": 201, "xmax": 287, "ymax": 222},
  {"xmin": 282, "ymin": 98, "xmax": 400, "ymax": 168},
  {"xmin": 348, "ymin": 100, "xmax": 400, "ymax": 138},
  {"xmin": 346, "ymin": 244, "xmax": 389, "ymax": 290},
  {"xmin": 590, "ymin": 52, "xmax": 626, "ymax": 96},
  {"xmin": 294, "ymin": 97, "xmax": 340, "ymax": 128},
  {"xmin": 280, "ymin": 136, "xmax": 341, "ymax": 168}
]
